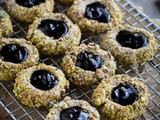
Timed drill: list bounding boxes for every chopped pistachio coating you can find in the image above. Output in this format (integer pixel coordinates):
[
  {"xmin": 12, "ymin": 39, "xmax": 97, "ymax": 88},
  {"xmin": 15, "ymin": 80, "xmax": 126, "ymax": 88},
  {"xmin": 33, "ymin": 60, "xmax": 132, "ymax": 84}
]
[
  {"xmin": 27, "ymin": 13, "xmax": 81, "ymax": 56},
  {"xmin": 0, "ymin": 38, "xmax": 39, "ymax": 81},
  {"xmin": 67, "ymin": 0, "xmax": 123, "ymax": 34},
  {"xmin": 92, "ymin": 74, "xmax": 149, "ymax": 120},
  {"xmin": 101, "ymin": 24, "xmax": 158, "ymax": 66},
  {"xmin": 0, "ymin": 10, "xmax": 13, "ymax": 38},
  {"xmin": 13, "ymin": 64, "xmax": 69, "ymax": 108},
  {"xmin": 6, "ymin": 0, "xmax": 54, "ymax": 22},
  {"xmin": 61, "ymin": 43, "xmax": 116, "ymax": 86},
  {"xmin": 45, "ymin": 97, "xmax": 100, "ymax": 120}
]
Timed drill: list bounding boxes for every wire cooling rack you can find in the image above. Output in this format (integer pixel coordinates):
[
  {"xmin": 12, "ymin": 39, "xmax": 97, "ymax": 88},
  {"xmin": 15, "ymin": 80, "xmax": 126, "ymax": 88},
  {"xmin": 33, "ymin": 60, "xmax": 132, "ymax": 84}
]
[{"xmin": 0, "ymin": 0, "xmax": 160, "ymax": 120}]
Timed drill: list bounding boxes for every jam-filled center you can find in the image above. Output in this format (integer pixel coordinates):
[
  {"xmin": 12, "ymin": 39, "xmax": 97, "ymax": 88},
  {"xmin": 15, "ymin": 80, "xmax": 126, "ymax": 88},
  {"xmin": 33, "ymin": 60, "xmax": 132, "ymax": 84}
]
[
  {"xmin": 85, "ymin": 2, "xmax": 111, "ymax": 23},
  {"xmin": 0, "ymin": 44, "xmax": 28, "ymax": 63},
  {"xmin": 38, "ymin": 19, "xmax": 69, "ymax": 39},
  {"xmin": 16, "ymin": 0, "xmax": 45, "ymax": 8},
  {"xmin": 60, "ymin": 106, "xmax": 90, "ymax": 120},
  {"xmin": 116, "ymin": 30, "xmax": 148, "ymax": 49},
  {"xmin": 30, "ymin": 70, "xmax": 58, "ymax": 90},
  {"xmin": 111, "ymin": 82, "xmax": 138, "ymax": 106},
  {"xmin": 76, "ymin": 51, "xmax": 104, "ymax": 71}
]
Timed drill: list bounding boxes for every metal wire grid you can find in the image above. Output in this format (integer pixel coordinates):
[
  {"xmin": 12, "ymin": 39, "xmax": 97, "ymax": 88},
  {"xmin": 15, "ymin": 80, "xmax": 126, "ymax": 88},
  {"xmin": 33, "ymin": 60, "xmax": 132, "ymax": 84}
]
[{"xmin": 0, "ymin": 0, "xmax": 159, "ymax": 120}]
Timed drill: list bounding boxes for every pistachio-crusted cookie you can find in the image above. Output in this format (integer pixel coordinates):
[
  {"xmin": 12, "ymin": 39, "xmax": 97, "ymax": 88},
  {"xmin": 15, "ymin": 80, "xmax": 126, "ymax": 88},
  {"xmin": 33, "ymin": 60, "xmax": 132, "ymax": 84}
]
[
  {"xmin": 67, "ymin": 0, "xmax": 122, "ymax": 34},
  {"xmin": 27, "ymin": 13, "xmax": 81, "ymax": 56},
  {"xmin": 0, "ymin": 10, "xmax": 13, "ymax": 38},
  {"xmin": 45, "ymin": 97, "xmax": 100, "ymax": 120},
  {"xmin": 101, "ymin": 24, "xmax": 158, "ymax": 66},
  {"xmin": 61, "ymin": 43, "xmax": 116, "ymax": 86},
  {"xmin": 0, "ymin": 38, "xmax": 39, "ymax": 81},
  {"xmin": 13, "ymin": 64, "xmax": 69, "ymax": 108},
  {"xmin": 92, "ymin": 74, "xmax": 149, "ymax": 119},
  {"xmin": 6, "ymin": 0, "xmax": 54, "ymax": 22}
]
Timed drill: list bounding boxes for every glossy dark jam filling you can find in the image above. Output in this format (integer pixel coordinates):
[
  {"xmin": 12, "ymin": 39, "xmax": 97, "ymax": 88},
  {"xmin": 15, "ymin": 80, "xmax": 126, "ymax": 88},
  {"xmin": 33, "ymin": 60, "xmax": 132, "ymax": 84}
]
[
  {"xmin": 0, "ymin": 44, "xmax": 28, "ymax": 63},
  {"xmin": 60, "ymin": 106, "xmax": 90, "ymax": 120},
  {"xmin": 76, "ymin": 51, "xmax": 104, "ymax": 71},
  {"xmin": 85, "ymin": 2, "xmax": 111, "ymax": 23},
  {"xmin": 38, "ymin": 19, "xmax": 69, "ymax": 39},
  {"xmin": 116, "ymin": 30, "xmax": 148, "ymax": 49},
  {"xmin": 16, "ymin": 0, "xmax": 45, "ymax": 8},
  {"xmin": 30, "ymin": 70, "xmax": 58, "ymax": 91},
  {"xmin": 111, "ymin": 82, "xmax": 138, "ymax": 106}
]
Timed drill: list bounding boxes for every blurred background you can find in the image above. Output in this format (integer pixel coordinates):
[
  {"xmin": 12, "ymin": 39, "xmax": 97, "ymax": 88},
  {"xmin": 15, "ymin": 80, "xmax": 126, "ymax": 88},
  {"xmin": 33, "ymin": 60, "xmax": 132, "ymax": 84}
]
[{"xmin": 131, "ymin": 0, "xmax": 160, "ymax": 26}]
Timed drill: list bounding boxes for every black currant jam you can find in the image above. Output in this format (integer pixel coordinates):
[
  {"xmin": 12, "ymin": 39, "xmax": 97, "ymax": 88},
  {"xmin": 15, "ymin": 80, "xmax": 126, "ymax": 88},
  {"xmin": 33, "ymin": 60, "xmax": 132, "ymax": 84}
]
[
  {"xmin": 0, "ymin": 44, "xmax": 28, "ymax": 63},
  {"xmin": 85, "ymin": 2, "xmax": 111, "ymax": 23},
  {"xmin": 76, "ymin": 51, "xmax": 104, "ymax": 71},
  {"xmin": 16, "ymin": 0, "xmax": 45, "ymax": 8},
  {"xmin": 38, "ymin": 19, "xmax": 69, "ymax": 39},
  {"xmin": 30, "ymin": 70, "xmax": 58, "ymax": 90},
  {"xmin": 111, "ymin": 82, "xmax": 138, "ymax": 106},
  {"xmin": 60, "ymin": 106, "xmax": 90, "ymax": 120},
  {"xmin": 116, "ymin": 30, "xmax": 148, "ymax": 49}
]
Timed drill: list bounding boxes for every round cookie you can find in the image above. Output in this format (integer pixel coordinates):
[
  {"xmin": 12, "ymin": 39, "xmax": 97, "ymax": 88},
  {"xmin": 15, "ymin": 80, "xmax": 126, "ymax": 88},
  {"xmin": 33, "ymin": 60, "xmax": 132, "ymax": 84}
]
[
  {"xmin": 61, "ymin": 43, "xmax": 116, "ymax": 86},
  {"xmin": 6, "ymin": 0, "xmax": 54, "ymax": 22},
  {"xmin": 101, "ymin": 24, "xmax": 158, "ymax": 66},
  {"xmin": 0, "ymin": 38, "xmax": 39, "ymax": 81},
  {"xmin": 27, "ymin": 13, "xmax": 81, "ymax": 56},
  {"xmin": 13, "ymin": 64, "xmax": 69, "ymax": 108},
  {"xmin": 0, "ymin": 10, "xmax": 13, "ymax": 38},
  {"xmin": 45, "ymin": 97, "xmax": 100, "ymax": 120},
  {"xmin": 92, "ymin": 74, "xmax": 149, "ymax": 119},
  {"xmin": 67, "ymin": 0, "xmax": 123, "ymax": 34}
]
